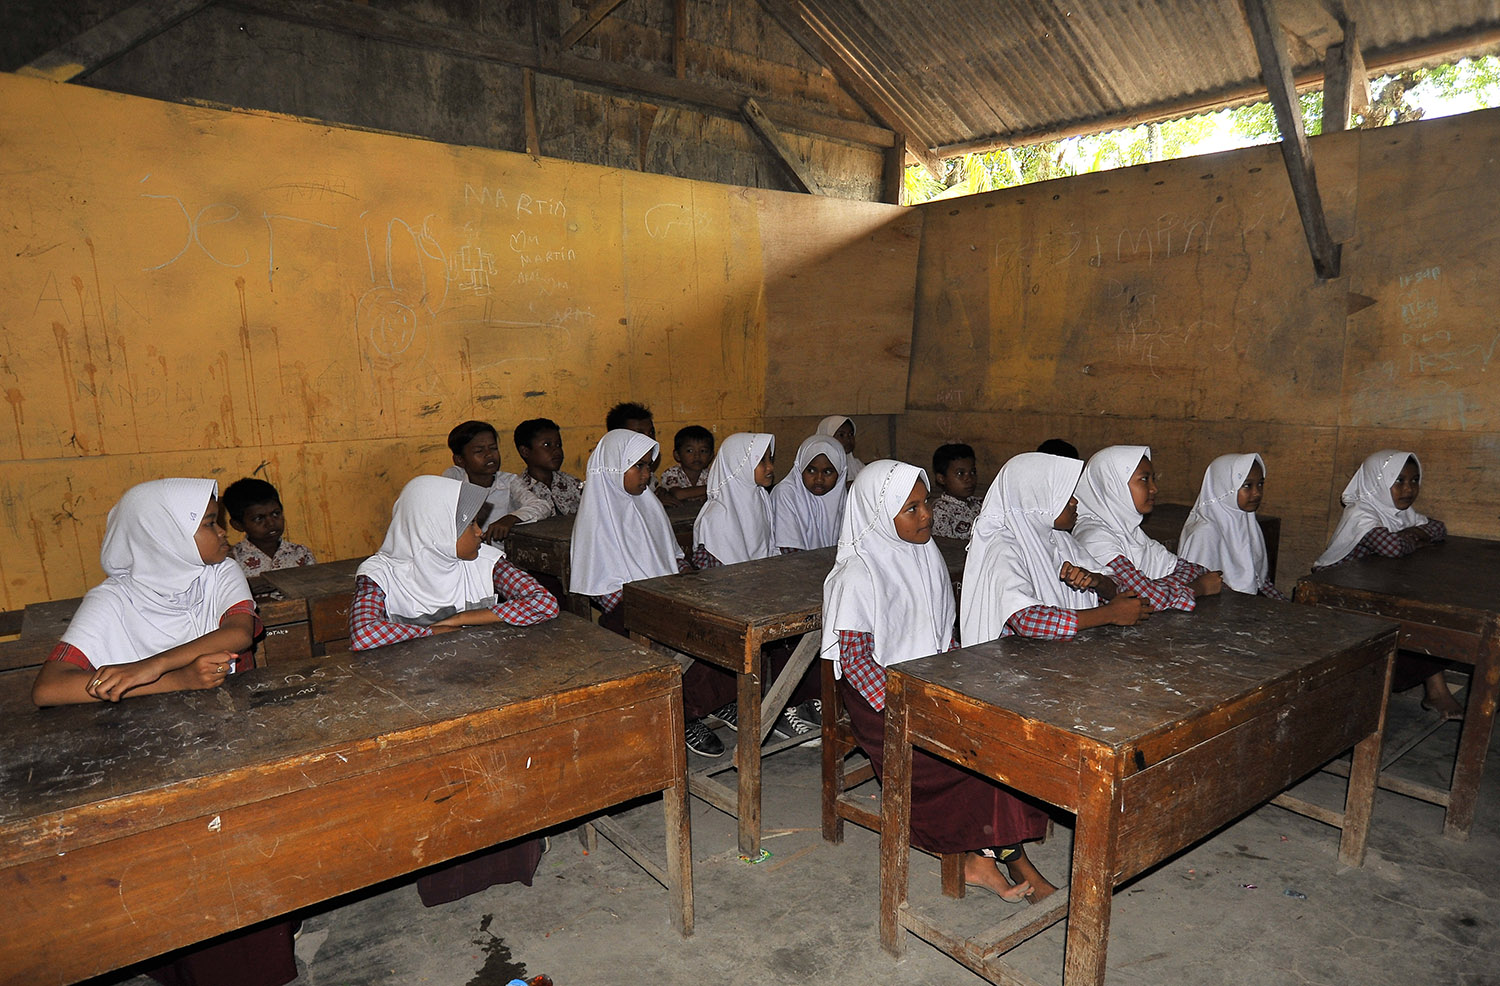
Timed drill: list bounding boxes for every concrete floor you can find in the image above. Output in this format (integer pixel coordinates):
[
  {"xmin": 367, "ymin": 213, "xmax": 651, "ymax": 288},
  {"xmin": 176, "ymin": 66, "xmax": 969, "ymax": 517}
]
[{"xmin": 103, "ymin": 684, "xmax": 1499, "ymax": 986}]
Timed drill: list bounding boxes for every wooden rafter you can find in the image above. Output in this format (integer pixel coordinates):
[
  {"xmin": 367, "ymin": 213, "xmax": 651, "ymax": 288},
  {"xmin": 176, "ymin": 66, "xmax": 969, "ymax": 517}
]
[
  {"xmin": 753, "ymin": 0, "xmax": 943, "ymax": 180},
  {"xmin": 18, "ymin": 0, "xmax": 210, "ymax": 82},
  {"xmin": 1322, "ymin": 18, "xmax": 1370, "ymax": 132},
  {"xmin": 561, "ymin": 0, "xmax": 630, "ymax": 49},
  {"xmin": 1243, "ymin": 0, "xmax": 1341, "ymax": 279},
  {"xmin": 742, "ymin": 97, "xmax": 827, "ymax": 194},
  {"xmin": 224, "ymin": 0, "xmax": 896, "ymax": 150}
]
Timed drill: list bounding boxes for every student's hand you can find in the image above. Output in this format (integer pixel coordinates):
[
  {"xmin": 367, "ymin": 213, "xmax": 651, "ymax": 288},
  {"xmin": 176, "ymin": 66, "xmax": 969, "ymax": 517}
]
[
  {"xmin": 1408, "ymin": 526, "xmax": 1434, "ymax": 544},
  {"xmin": 484, "ymin": 515, "xmax": 519, "ymax": 543},
  {"xmin": 85, "ymin": 657, "xmax": 168, "ymax": 702},
  {"xmin": 1058, "ymin": 562, "xmax": 1100, "ymax": 592},
  {"xmin": 171, "ymin": 652, "xmax": 237, "ymax": 692},
  {"xmin": 1190, "ymin": 570, "xmax": 1224, "ymax": 597},
  {"xmin": 427, "ymin": 622, "xmax": 461, "ymax": 634},
  {"xmin": 1105, "ymin": 592, "xmax": 1148, "ymax": 626}
]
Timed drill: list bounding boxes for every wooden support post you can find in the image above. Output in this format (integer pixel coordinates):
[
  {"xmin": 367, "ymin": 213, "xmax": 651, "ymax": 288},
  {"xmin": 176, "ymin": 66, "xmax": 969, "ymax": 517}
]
[
  {"xmin": 561, "ymin": 0, "xmax": 630, "ymax": 49},
  {"xmin": 1243, "ymin": 0, "xmax": 1342, "ymax": 279},
  {"xmin": 1322, "ymin": 19, "xmax": 1369, "ymax": 132},
  {"xmin": 742, "ymin": 97, "xmax": 827, "ymax": 195},
  {"xmin": 673, "ymin": 0, "xmax": 688, "ymax": 79},
  {"xmin": 522, "ymin": 67, "xmax": 541, "ymax": 159},
  {"xmin": 882, "ymin": 133, "xmax": 907, "ymax": 205},
  {"xmin": 18, "ymin": 0, "xmax": 209, "ymax": 82}
]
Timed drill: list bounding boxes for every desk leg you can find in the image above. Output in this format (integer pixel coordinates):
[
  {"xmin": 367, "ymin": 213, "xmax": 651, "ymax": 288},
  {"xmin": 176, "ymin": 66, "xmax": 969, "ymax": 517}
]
[
  {"xmin": 1064, "ymin": 755, "xmax": 1122, "ymax": 986},
  {"xmin": 879, "ymin": 676, "xmax": 913, "ymax": 958},
  {"xmin": 1446, "ymin": 619, "xmax": 1500, "ymax": 840},
  {"xmin": 736, "ymin": 662, "xmax": 764, "ymax": 856},
  {"xmin": 664, "ymin": 684, "xmax": 695, "ymax": 936},
  {"xmin": 1341, "ymin": 649, "xmax": 1394, "ymax": 866}
]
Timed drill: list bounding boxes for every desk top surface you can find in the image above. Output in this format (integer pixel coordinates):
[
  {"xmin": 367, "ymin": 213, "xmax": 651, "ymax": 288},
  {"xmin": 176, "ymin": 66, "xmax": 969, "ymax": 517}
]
[
  {"xmin": 1, "ymin": 613, "xmax": 674, "ymax": 843},
  {"xmin": 1297, "ymin": 536, "xmax": 1500, "ymax": 617},
  {"xmin": 506, "ymin": 508, "xmax": 698, "ymax": 544},
  {"xmin": 890, "ymin": 591, "xmax": 1395, "ymax": 749},
  {"xmin": 258, "ymin": 555, "xmax": 369, "ymax": 598}
]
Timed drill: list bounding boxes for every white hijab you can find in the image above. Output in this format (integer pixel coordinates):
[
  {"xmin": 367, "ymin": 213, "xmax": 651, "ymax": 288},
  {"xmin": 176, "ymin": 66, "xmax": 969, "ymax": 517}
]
[
  {"xmin": 821, "ymin": 460, "xmax": 955, "ymax": 675},
  {"xmin": 961, "ymin": 453, "xmax": 1103, "ymax": 645},
  {"xmin": 1313, "ymin": 450, "xmax": 1430, "ymax": 568},
  {"xmin": 61, "ymin": 479, "xmax": 253, "ymax": 668},
  {"xmin": 693, "ymin": 433, "xmax": 777, "ymax": 564},
  {"xmin": 770, "ymin": 435, "xmax": 847, "ymax": 550},
  {"xmin": 1178, "ymin": 453, "xmax": 1268, "ymax": 594},
  {"xmin": 357, "ymin": 475, "xmax": 503, "ymax": 624},
  {"xmin": 816, "ymin": 414, "xmax": 864, "ymax": 480},
  {"xmin": 1073, "ymin": 445, "xmax": 1181, "ymax": 579},
  {"xmin": 570, "ymin": 429, "xmax": 684, "ymax": 595}
]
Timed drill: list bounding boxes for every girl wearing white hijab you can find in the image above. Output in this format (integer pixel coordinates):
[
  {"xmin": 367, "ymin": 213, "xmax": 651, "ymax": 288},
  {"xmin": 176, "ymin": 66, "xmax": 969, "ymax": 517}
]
[
  {"xmin": 961, "ymin": 453, "xmax": 1146, "ymax": 646},
  {"xmin": 816, "ymin": 414, "xmax": 865, "ymax": 481},
  {"xmin": 1178, "ymin": 453, "xmax": 1285, "ymax": 599},
  {"xmin": 351, "ymin": 475, "xmax": 559, "ymax": 650},
  {"xmin": 771, "ymin": 434, "xmax": 847, "ymax": 551},
  {"xmin": 33, "ymin": 478, "xmax": 258, "ymax": 707},
  {"xmin": 1313, "ymin": 450, "xmax": 1459, "ymax": 719},
  {"xmin": 1073, "ymin": 445, "xmax": 1221, "ymax": 612},
  {"xmin": 821, "ymin": 460, "xmax": 1056, "ymax": 903},
  {"xmin": 692, "ymin": 432, "xmax": 776, "ymax": 567}
]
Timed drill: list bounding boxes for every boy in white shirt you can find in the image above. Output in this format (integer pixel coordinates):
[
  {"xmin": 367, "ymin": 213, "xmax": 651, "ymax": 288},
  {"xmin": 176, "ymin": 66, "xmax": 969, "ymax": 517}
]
[{"xmin": 442, "ymin": 420, "xmax": 552, "ymax": 541}]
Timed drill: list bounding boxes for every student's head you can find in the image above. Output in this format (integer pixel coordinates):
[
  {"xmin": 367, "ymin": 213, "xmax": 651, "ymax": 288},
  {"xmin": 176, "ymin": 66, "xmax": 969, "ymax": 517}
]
[
  {"xmin": 816, "ymin": 415, "xmax": 856, "ymax": 455},
  {"xmin": 606, "ymin": 402, "xmax": 655, "ymax": 438},
  {"xmin": 1237, "ymin": 458, "xmax": 1266, "ymax": 513},
  {"xmin": 1078, "ymin": 445, "xmax": 1157, "ymax": 528},
  {"xmin": 893, "ymin": 476, "xmax": 932, "ymax": 544},
  {"xmin": 514, "ymin": 418, "xmax": 564, "ymax": 475},
  {"xmin": 589, "ymin": 429, "xmax": 659, "ymax": 497},
  {"xmin": 673, "ymin": 425, "xmax": 714, "ymax": 474},
  {"xmin": 1128, "ymin": 455, "xmax": 1157, "ymax": 515},
  {"xmin": 195, "ymin": 495, "xmax": 232, "ymax": 565},
  {"xmin": 932, "ymin": 443, "xmax": 977, "ymax": 500},
  {"xmin": 1037, "ymin": 438, "xmax": 1081, "ymax": 460},
  {"xmin": 102, "ymin": 479, "xmax": 230, "ymax": 588},
  {"xmin": 1391, "ymin": 454, "xmax": 1421, "ymax": 510},
  {"xmin": 801, "ymin": 453, "xmax": 841, "ymax": 496},
  {"xmin": 222, "ymin": 477, "xmax": 284, "ymax": 547},
  {"xmin": 986, "ymin": 452, "xmax": 1084, "ymax": 534},
  {"xmin": 448, "ymin": 420, "xmax": 502, "ymax": 482}
]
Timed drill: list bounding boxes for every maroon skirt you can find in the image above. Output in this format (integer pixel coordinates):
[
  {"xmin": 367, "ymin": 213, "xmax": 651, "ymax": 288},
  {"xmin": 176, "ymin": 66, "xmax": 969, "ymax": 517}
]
[{"xmin": 839, "ymin": 677, "xmax": 1048, "ymax": 855}]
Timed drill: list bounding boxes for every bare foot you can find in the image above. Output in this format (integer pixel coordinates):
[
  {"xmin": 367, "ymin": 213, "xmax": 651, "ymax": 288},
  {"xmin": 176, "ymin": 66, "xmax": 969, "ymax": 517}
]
[
  {"xmin": 1003, "ymin": 848, "xmax": 1060, "ymax": 903},
  {"xmin": 1420, "ymin": 673, "xmax": 1465, "ymax": 721},
  {"xmin": 963, "ymin": 853, "xmax": 1031, "ymax": 902}
]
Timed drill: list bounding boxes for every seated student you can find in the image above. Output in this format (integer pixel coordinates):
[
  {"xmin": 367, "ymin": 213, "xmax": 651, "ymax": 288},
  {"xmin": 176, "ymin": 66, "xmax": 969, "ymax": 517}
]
[
  {"xmin": 823, "ymin": 460, "xmax": 1056, "ymax": 902},
  {"xmin": 1314, "ymin": 449, "xmax": 1460, "ymax": 719},
  {"xmin": 222, "ymin": 477, "xmax": 316, "ymax": 576},
  {"xmin": 660, "ymin": 425, "xmax": 714, "ymax": 506},
  {"xmin": 691, "ymin": 432, "xmax": 776, "ymax": 570},
  {"xmin": 930, "ymin": 442, "xmax": 983, "ymax": 540},
  {"xmin": 1177, "ymin": 453, "xmax": 1286, "ymax": 600},
  {"xmin": 816, "ymin": 414, "xmax": 865, "ymax": 482},
  {"xmin": 32, "ymin": 478, "xmax": 296, "ymax": 986},
  {"xmin": 962, "ymin": 452, "xmax": 1147, "ymax": 644},
  {"xmin": 570, "ymin": 429, "xmax": 729, "ymax": 757},
  {"xmin": 605, "ymin": 401, "xmax": 662, "ymax": 493},
  {"xmin": 349, "ymin": 474, "xmax": 558, "ymax": 905},
  {"xmin": 514, "ymin": 417, "xmax": 583, "ymax": 516},
  {"xmin": 1036, "ymin": 438, "xmax": 1081, "ymax": 459},
  {"xmin": 1072, "ymin": 445, "xmax": 1223, "ymax": 612},
  {"xmin": 770, "ymin": 434, "xmax": 846, "ymax": 552},
  {"xmin": 443, "ymin": 419, "xmax": 552, "ymax": 539}
]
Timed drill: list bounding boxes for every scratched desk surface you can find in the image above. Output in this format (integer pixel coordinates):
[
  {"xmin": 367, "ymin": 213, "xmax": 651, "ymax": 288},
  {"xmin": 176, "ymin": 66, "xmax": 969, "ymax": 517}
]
[
  {"xmin": 894, "ymin": 591, "xmax": 1396, "ymax": 751},
  {"xmin": 0, "ymin": 614, "xmax": 677, "ymax": 862},
  {"xmin": 1298, "ymin": 535, "xmax": 1500, "ymax": 624},
  {"xmin": 256, "ymin": 555, "xmax": 368, "ymax": 599}
]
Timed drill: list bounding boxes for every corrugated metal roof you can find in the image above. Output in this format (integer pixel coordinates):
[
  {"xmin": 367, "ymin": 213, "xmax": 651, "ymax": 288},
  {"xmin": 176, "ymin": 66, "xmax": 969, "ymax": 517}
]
[{"xmin": 791, "ymin": 0, "xmax": 1500, "ymax": 154}]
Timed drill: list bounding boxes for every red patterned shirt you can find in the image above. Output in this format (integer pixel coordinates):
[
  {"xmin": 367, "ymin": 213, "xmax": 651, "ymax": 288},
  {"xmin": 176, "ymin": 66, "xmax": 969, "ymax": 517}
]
[
  {"xmin": 349, "ymin": 559, "xmax": 559, "ymax": 651},
  {"xmin": 1259, "ymin": 579, "xmax": 1289, "ymax": 602},
  {"xmin": 837, "ymin": 629, "xmax": 958, "ymax": 712},
  {"xmin": 592, "ymin": 556, "xmax": 695, "ymax": 615},
  {"xmin": 1334, "ymin": 520, "xmax": 1447, "ymax": 565},
  {"xmin": 46, "ymin": 599, "xmax": 263, "ymax": 672},
  {"xmin": 691, "ymin": 544, "xmax": 722, "ymax": 571},
  {"xmin": 1104, "ymin": 555, "xmax": 1202, "ymax": 612},
  {"xmin": 1004, "ymin": 604, "xmax": 1081, "ymax": 639}
]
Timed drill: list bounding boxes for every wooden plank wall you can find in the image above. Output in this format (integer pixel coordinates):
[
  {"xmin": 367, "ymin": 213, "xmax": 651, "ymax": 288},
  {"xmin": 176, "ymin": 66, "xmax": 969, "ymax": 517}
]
[
  {"xmin": 900, "ymin": 108, "xmax": 1500, "ymax": 587},
  {"xmin": 0, "ymin": 73, "xmax": 918, "ymax": 609}
]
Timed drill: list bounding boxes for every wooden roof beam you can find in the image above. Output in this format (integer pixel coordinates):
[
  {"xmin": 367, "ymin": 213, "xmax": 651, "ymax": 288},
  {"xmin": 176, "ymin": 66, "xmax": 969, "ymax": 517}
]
[
  {"xmin": 1322, "ymin": 16, "xmax": 1370, "ymax": 132},
  {"xmin": 561, "ymin": 0, "xmax": 630, "ymax": 50},
  {"xmin": 742, "ymin": 97, "xmax": 828, "ymax": 194},
  {"xmin": 17, "ymin": 0, "xmax": 210, "ymax": 82},
  {"xmin": 1243, "ymin": 0, "xmax": 1341, "ymax": 279}
]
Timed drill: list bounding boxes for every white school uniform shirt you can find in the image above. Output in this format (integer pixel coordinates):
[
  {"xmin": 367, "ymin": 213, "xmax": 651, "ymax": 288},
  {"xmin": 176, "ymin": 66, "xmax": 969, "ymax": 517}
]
[
  {"xmin": 770, "ymin": 435, "xmax": 848, "ymax": 550},
  {"xmin": 816, "ymin": 414, "xmax": 864, "ymax": 481},
  {"xmin": 440, "ymin": 465, "xmax": 552, "ymax": 524},
  {"xmin": 1313, "ymin": 450, "xmax": 1430, "ymax": 569},
  {"xmin": 693, "ymin": 432, "xmax": 777, "ymax": 564},
  {"xmin": 961, "ymin": 453, "xmax": 1104, "ymax": 645},
  {"xmin": 357, "ymin": 476, "xmax": 502, "ymax": 623},
  {"xmin": 1073, "ymin": 444, "xmax": 1180, "ymax": 579},
  {"xmin": 1177, "ymin": 453, "xmax": 1268, "ymax": 594},
  {"xmin": 821, "ymin": 460, "xmax": 955, "ymax": 676},
  {"xmin": 61, "ymin": 478, "xmax": 253, "ymax": 669},
  {"xmin": 570, "ymin": 430, "xmax": 684, "ymax": 596}
]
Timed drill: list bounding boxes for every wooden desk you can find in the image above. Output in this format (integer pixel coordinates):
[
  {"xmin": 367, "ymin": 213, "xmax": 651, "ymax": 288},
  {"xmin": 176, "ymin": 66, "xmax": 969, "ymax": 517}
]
[
  {"xmin": 1141, "ymin": 502, "xmax": 1282, "ymax": 581},
  {"xmin": 0, "ymin": 596, "xmax": 82, "ymax": 672},
  {"xmin": 504, "ymin": 512, "xmax": 698, "ymax": 617},
  {"xmin": 0, "ymin": 613, "xmax": 692, "ymax": 985},
  {"xmin": 1295, "ymin": 535, "xmax": 1500, "ymax": 840},
  {"xmin": 880, "ymin": 592, "xmax": 1396, "ymax": 986},
  {"xmin": 258, "ymin": 556, "xmax": 368, "ymax": 654}
]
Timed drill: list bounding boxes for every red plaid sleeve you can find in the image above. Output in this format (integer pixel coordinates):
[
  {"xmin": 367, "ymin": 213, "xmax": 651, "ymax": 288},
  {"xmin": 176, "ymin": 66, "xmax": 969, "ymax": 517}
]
[
  {"xmin": 1350, "ymin": 519, "xmax": 1448, "ymax": 562},
  {"xmin": 1105, "ymin": 555, "xmax": 1197, "ymax": 612},
  {"xmin": 221, "ymin": 599, "xmax": 262, "ymax": 671},
  {"xmin": 838, "ymin": 630, "xmax": 887, "ymax": 711},
  {"xmin": 348, "ymin": 575, "xmax": 430, "ymax": 651},
  {"xmin": 677, "ymin": 556, "xmax": 694, "ymax": 574},
  {"xmin": 1259, "ymin": 579, "xmax": 1289, "ymax": 602},
  {"xmin": 1004, "ymin": 605, "xmax": 1080, "ymax": 639},
  {"xmin": 691, "ymin": 544, "xmax": 722, "ymax": 570},
  {"xmin": 491, "ymin": 559, "xmax": 560, "ymax": 625},
  {"xmin": 46, "ymin": 642, "xmax": 92, "ymax": 671},
  {"xmin": 594, "ymin": 589, "xmax": 624, "ymax": 615},
  {"xmin": 1167, "ymin": 557, "xmax": 1206, "ymax": 585}
]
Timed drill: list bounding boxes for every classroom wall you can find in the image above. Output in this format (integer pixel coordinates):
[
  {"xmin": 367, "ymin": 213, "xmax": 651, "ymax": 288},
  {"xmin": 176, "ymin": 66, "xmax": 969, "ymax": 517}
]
[
  {"xmin": 0, "ymin": 72, "xmax": 918, "ymax": 609},
  {"xmin": 900, "ymin": 107, "xmax": 1500, "ymax": 587}
]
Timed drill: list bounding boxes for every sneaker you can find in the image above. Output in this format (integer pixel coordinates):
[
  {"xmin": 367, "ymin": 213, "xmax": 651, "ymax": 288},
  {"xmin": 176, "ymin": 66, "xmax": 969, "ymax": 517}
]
[
  {"xmin": 798, "ymin": 698, "xmax": 822, "ymax": 727},
  {"xmin": 706, "ymin": 702, "xmax": 739, "ymax": 732},
  {"xmin": 685, "ymin": 717, "xmax": 725, "ymax": 757},
  {"xmin": 772, "ymin": 704, "xmax": 819, "ymax": 740}
]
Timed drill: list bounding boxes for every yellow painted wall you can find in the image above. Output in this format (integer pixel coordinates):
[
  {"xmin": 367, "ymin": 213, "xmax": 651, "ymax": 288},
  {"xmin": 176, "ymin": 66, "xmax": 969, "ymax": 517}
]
[{"xmin": 0, "ymin": 73, "xmax": 918, "ymax": 609}]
